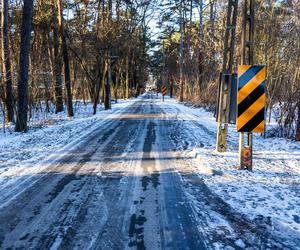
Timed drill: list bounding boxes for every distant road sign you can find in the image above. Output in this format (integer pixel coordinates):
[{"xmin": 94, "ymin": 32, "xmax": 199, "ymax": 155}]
[
  {"xmin": 237, "ymin": 65, "xmax": 266, "ymax": 133},
  {"xmin": 162, "ymin": 86, "xmax": 167, "ymax": 96}
]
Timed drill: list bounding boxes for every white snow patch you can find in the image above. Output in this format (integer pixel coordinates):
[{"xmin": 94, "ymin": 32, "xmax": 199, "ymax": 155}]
[
  {"xmin": 0, "ymin": 98, "xmax": 137, "ymax": 187},
  {"xmin": 160, "ymin": 94, "xmax": 300, "ymax": 242},
  {"xmin": 234, "ymin": 239, "xmax": 246, "ymax": 248}
]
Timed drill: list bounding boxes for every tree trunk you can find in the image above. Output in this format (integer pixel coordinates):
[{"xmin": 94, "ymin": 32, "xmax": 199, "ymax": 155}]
[
  {"xmin": 104, "ymin": 0, "xmax": 112, "ymax": 110},
  {"xmin": 296, "ymin": 98, "xmax": 300, "ymax": 141},
  {"xmin": 57, "ymin": 0, "xmax": 74, "ymax": 117},
  {"xmin": 1, "ymin": 0, "xmax": 14, "ymax": 123},
  {"xmin": 51, "ymin": 0, "xmax": 64, "ymax": 113},
  {"xmin": 15, "ymin": 0, "xmax": 34, "ymax": 132},
  {"xmin": 114, "ymin": 63, "xmax": 120, "ymax": 103},
  {"xmin": 125, "ymin": 55, "xmax": 129, "ymax": 99},
  {"xmin": 93, "ymin": 59, "xmax": 103, "ymax": 115},
  {"xmin": 104, "ymin": 49, "xmax": 112, "ymax": 109},
  {"xmin": 179, "ymin": 0, "xmax": 184, "ymax": 102},
  {"xmin": 198, "ymin": 0, "xmax": 204, "ymax": 92}
]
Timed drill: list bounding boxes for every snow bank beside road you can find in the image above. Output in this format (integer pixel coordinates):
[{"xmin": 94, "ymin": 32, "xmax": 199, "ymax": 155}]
[
  {"xmin": 161, "ymin": 95, "xmax": 300, "ymax": 244},
  {"xmin": 198, "ymin": 141, "xmax": 300, "ymax": 235},
  {"xmin": 0, "ymin": 99, "xmax": 136, "ymax": 178}
]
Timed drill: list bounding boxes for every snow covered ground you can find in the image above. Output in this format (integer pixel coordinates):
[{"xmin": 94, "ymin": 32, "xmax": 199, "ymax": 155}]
[
  {"xmin": 0, "ymin": 93, "xmax": 299, "ymax": 248},
  {"xmin": 0, "ymin": 99, "xmax": 135, "ymax": 181},
  {"xmin": 161, "ymin": 96, "xmax": 300, "ymax": 247}
]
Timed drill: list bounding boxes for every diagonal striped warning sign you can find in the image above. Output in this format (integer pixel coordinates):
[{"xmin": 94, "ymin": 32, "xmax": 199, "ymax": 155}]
[
  {"xmin": 237, "ymin": 65, "xmax": 266, "ymax": 133},
  {"xmin": 162, "ymin": 86, "xmax": 167, "ymax": 96}
]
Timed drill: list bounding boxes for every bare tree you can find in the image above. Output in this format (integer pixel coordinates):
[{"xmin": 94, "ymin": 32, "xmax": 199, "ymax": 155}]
[
  {"xmin": 15, "ymin": 0, "xmax": 34, "ymax": 132},
  {"xmin": 51, "ymin": 0, "xmax": 64, "ymax": 113},
  {"xmin": 57, "ymin": 0, "xmax": 74, "ymax": 117},
  {"xmin": 1, "ymin": 0, "xmax": 14, "ymax": 123}
]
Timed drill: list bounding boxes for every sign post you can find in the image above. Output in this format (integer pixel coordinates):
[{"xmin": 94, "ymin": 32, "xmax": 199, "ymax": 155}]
[
  {"xmin": 237, "ymin": 0, "xmax": 266, "ymax": 171},
  {"xmin": 237, "ymin": 65, "xmax": 266, "ymax": 170},
  {"xmin": 216, "ymin": 0, "xmax": 238, "ymax": 152}
]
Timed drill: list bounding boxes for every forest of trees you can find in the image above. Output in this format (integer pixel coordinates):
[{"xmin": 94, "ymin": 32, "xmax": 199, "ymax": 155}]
[
  {"xmin": 152, "ymin": 0, "xmax": 300, "ymax": 140},
  {"xmin": 0, "ymin": 0, "xmax": 299, "ymax": 140},
  {"xmin": 1, "ymin": 0, "xmax": 153, "ymax": 131}
]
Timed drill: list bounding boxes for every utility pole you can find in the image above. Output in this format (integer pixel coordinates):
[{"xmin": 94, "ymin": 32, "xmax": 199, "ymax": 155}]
[
  {"xmin": 216, "ymin": 0, "xmax": 238, "ymax": 152},
  {"xmin": 239, "ymin": 0, "xmax": 254, "ymax": 170}
]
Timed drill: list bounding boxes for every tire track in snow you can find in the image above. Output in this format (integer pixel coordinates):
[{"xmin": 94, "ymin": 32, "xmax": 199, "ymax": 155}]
[
  {"xmin": 0, "ymin": 100, "xmax": 146, "ymax": 249},
  {"xmin": 0, "ymin": 100, "xmax": 140, "ymax": 209},
  {"xmin": 159, "ymin": 99, "xmax": 293, "ymax": 249}
]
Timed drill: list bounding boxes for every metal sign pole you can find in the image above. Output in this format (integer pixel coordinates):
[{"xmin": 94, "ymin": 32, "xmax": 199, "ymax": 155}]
[
  {"xmin": 237, "ymin": 64, "xmax": 266, "ymax": 170},
  {"xmin": 216, "ymin": 0, "xmax": 238, "ymax": 152},
  {"xmin": 239, "ymin": 0, "xmax": 254, "ymax": 170}
]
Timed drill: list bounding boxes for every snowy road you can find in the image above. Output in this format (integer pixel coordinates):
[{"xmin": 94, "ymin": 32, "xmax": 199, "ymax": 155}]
[{"xmin": 0, "ymin": 94, "xmax": 299, "ymax": 249}]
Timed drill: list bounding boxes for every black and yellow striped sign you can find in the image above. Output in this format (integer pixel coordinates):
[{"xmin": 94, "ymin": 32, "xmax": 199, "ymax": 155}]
[
  {"xmin": 237, "ymin": 65, "xmax": 266, "ymax": 133},
  {"xmin": 162, "ymin": 86, "xmax": 167, "ymax": 96}
]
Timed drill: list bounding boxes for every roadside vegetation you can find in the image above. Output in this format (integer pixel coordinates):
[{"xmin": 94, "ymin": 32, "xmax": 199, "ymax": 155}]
[{"xmin": 0, "ymin": 0, "xmax": 299, "ymax": 140}]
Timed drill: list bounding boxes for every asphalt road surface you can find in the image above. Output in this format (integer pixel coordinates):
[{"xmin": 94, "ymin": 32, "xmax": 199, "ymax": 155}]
[{"xmin": 0, "ymin": 94, "xmax": 291, "ymax": 249}]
